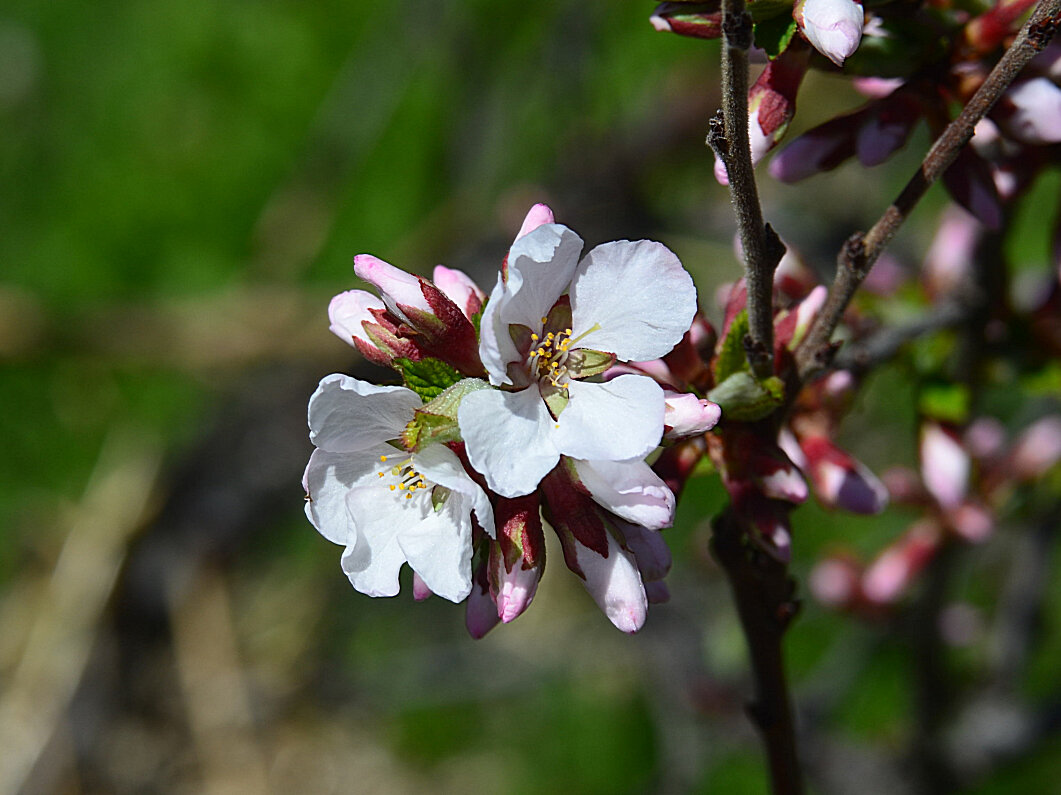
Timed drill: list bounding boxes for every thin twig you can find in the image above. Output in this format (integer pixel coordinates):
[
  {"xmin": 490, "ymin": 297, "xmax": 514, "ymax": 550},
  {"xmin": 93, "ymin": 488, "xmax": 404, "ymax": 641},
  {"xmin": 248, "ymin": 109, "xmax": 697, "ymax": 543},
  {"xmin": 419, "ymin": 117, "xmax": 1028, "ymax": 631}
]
[
  {"xmin": 711, "ymin": 0, "xmax": 784, "ymax": 379},
  {"xmin": 712, "ymin": 508, "xmax": 805, "ymax": 795},
  {"xmin": 795, "ymin": 0, "xmax": 1061, "ymax": 381}
]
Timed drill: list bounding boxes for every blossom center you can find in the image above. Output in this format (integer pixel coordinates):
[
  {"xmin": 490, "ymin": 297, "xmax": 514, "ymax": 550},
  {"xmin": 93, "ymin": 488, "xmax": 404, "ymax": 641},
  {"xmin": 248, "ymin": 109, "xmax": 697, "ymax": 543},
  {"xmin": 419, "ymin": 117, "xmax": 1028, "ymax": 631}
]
[
  {"xmin": 528, "ymin": 318, "xmax": 574, "ymax": 389},
  {"xmin": 377, "ymin": 454, "xmax": 428, "ymax": 500}
]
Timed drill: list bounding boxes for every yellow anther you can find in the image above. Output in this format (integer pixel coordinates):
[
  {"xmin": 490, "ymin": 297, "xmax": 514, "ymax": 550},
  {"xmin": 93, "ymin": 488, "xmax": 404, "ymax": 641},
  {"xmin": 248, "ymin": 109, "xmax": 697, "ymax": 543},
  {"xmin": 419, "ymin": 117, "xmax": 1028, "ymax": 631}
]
[
  {"xmin": 378, "ymin": 472, "xmax": 385, "ymax": 478},
  {"xmin": 380, "ymin": 455, "xmax": 388, "ymax": 462},
  {"xmin": 405, "ymin": 493, "xmax": 413, "ymax": 500},
  {"xmin": 541, "ymin": 316, "xmax": 548, "ymax": 324},
  {"xmin": 389, "ymin": 484, "xmax": 396, "ymax": 491},
  {"xmin": 530, "ymin": 333, "xmax": 538, "ymax": 341}
]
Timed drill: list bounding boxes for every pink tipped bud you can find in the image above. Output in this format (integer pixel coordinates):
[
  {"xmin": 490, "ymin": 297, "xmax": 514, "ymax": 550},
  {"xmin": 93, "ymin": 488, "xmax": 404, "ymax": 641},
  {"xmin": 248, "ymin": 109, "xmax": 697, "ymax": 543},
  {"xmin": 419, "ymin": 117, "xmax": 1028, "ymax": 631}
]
[
  {"xmin": 994, "ymin": 77, "xmax": 1061, "ymax": 146},
  {"xmin": 1009, "ymin": 416, "xmax": 1061, "ymax": 481},
  {"xmin": 801, "ymin": 436, "xmax": 889, "ymax": 515},
  {"xmin": 921, "ymin": 422, "xmax": 970, "ymax": 511},
  {"xmin": 515, "ymin": 203, "xmax": 555, "ymax": 240},
  {"xmin": 664, "ymin": 391, "xmax": 721, "ymax": 439},
  {"xmin": 796, "ymin": 0, "xmax": 865, "ymax": 67},
  {"xmin": 492, "ymin": 560, "xmax": 541, "ymax": 624},
  {"xmin": 412, "ymin": 572, "xmax": 433, "ymax": 601},
  {"xmin": 862, "ymin": 520, "xmax": 940, "ymax": 604},
  {"xmin": 616, "ymin": 520, "xmax": 673, "ymax": 583},
  {"xmin": 650, "ymin": 2, "xmax": 723, "ymax": 39},
  {"xmin": 432, "ymin": 265, "xmax": 485, "ymax": 320},
  {"xmin": 353, "ymin": 254, "xmax": 432, "ymax": 320},
  {"xmin": 573, "ymin": 532, "xmax": 648, "ymax": 634},
  {"xmin": 751, "ymin": 446, "xmax": 809, "ymax": 505}
]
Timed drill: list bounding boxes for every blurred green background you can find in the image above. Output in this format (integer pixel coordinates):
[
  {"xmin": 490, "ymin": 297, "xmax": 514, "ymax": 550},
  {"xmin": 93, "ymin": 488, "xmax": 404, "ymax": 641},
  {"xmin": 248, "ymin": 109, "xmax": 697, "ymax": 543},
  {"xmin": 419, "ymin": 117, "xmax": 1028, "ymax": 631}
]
[{"xmin": 2, "ymin": 1, "xmax": 1060, "ymax": 793}]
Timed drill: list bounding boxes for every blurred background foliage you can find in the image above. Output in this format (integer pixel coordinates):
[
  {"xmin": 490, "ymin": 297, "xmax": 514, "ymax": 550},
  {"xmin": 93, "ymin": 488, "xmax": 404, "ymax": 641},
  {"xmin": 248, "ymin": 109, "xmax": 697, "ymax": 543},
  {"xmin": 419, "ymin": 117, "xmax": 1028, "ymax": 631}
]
[{"xmin": 1, "ymin": 1, "xmax": 1058, "ymax": 793}]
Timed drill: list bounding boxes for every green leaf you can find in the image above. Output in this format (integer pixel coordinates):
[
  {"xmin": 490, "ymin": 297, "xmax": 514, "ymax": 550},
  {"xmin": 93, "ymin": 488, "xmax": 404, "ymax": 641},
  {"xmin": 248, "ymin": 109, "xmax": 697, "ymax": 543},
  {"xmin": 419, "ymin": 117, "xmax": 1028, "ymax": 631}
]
[
  {"xmin": 707, "ymin": 372, "xmax": 785, "ymax": 421},
  {"xmin": 393, "ymin": 357, "xmax": 464, "ymax": 401},
  {"xmin": 400, "ymin": 377, "xmax": 491, "ymax": 451},
  {"xmin": 748, "ymin": 0, "xmax": 798, "ymax": 23},
  {"xmin": 753, "ymin": 14, "xmax": 798, "ymax": 60},
  {"xmin": 919, "ymin": 383, "xmax": 970, "ymax": 423},
  {"xmin": 713, "ymin": 309, "xmax": 750, "ymax": 384},
  {"xmin": 566, "ymin": 349, "xmax": 616, "ymax": 379}
]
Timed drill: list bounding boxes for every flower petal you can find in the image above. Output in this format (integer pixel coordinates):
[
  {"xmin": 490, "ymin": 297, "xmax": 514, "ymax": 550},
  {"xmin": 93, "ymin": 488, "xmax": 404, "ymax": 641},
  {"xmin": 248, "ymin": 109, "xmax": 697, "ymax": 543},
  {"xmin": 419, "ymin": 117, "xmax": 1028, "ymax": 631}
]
[
  {"xmin": 328, "ymin": 290, "xmax": 385, "ymax": 348},
  {"xmin": 573, "ymin": 458, "xmax": 676, "ymax": 530},
  {"xmin": 413, "ymin": 443, "xmax": 496, "ymax": 537},
  {"xmin": 432, "ymin": 265, "xmax": 485, "ymax": 319},
  {"xmin": 479, "ymin": 224, "xmax": 584, "ymax": 385},
  {"xmin": 573, "ymin": 532, "xmax": 648, "ymax": 634},
  {"xmin": 458, "ymin": 386, "xmax": 560, "ymax": 497},
  {"xmin": 570, "ymin": 240, "xmax": 697, "ymax": 361},
  {"xmin": 303, "ymin": 446, "xmax": 391, "ymax": 545},
  {"xmin": 308, "ymin": 374, "xmax": 421, "ymax": 453},
  {"xmin": 555, "ymin": 376, "xmax": 665, "ymax": 463}
]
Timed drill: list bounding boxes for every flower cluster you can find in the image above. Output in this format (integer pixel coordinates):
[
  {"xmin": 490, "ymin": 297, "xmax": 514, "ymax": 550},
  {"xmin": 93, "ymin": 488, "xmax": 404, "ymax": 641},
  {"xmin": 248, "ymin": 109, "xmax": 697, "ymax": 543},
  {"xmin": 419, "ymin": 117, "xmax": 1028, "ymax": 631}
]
[{"xmin": 304, "ymin": 205, "xmax": 717, "ymax": 635}]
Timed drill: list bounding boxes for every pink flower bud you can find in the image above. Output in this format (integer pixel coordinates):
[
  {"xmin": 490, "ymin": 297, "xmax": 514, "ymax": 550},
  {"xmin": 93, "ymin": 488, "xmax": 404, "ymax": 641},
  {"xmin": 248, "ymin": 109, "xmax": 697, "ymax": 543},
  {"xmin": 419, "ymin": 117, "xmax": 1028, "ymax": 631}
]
[
  {"xmin": 965, "ymin": 417, "xmax": 1007, "ymax": 462},
  {"xmin": 616, "ymin": 520, "xmax": 672, "ymax": 583},
  {"xmin": 328, "ymin": 289, "xmax": 385, "ymax": 349},
  {"xmin": 948, "ymin": 501, "xmax": 993, "ymax": 543},
  {"xmin": 663, "ymin": 391, "xmax": 721, "ymax": 439},
  {"xmin": 862, "ymin": 520, "xmax": 939, "ymax": 604},
  {"xmin": 801, "ymin": 436, "xmax": 889, "ymax": 515},
  {"xmin": 492, "ymin": 557, "xmax": 542, "ymax": 624},
  {"xmin": 715, "ymin": 46, "xmax": 809, "ymax": 185},
  {"xmin": 921, "ymin": 422, "xmax": 970, "ymax": 511},
  {"xmin": 1009, "ymin": 416, "xmax": 1061, "ymax": 481},
  {"xmin": 412, "ymin": 572, "xmax": 433, "ymax": 601},
  {"xmin": 650, "ymin": 2, "xmax": 722, "ymax": 39},
  {"xmin": 353, "ymin": 254, "xmax": 433, "ymax": 321},
  {"xmin": 795, "ymin": 0, "xmax": 865, "ymax": 67},
  {"xmin": 994, "ymin": 77, "xmax": 1061, "ymax": 145},
  {"xmin": 431, "ymin": 265, "xmax": 485, "ymax": 320},
  {"xmin": 573, "ymin": 532, "xmax": 648, "ymax": 634},
  {"xmin": 515, "ymin": 203, "xmax": 555, "ymax": 240},
  {"xmin": 465, "ymin": 582, "xmax": 500, "ymax": 639}
]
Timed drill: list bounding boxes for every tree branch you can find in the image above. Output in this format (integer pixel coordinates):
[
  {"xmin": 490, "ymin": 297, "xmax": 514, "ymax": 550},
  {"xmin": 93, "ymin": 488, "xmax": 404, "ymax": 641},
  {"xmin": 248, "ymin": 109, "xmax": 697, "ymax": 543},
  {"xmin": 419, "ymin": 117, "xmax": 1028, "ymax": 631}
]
[
  {"xmin": 795, "ymin": 0, "xmax": 1061, "ymax": 381},
  {"xmin": 711, "ymin": 0, "xmax": 785, "ymax": 379},
  {"xmin": 712, "ymin": 507, "xmax": 805, "ymax": 795}
]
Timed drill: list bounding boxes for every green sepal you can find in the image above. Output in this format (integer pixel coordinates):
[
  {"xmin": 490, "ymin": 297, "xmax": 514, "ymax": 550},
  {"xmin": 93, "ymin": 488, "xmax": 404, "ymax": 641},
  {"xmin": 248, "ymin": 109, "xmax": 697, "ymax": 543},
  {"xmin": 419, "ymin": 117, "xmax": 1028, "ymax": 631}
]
[
  {"xmin": 713, "ymin": 309, "xmax": 751, "ymax": 384},
  {"xmin": 393, "ymin": 356, "xmax": 464, "ymax": 401},
  {"xmin": 399, "ymin": 377, "xmax": 490, "ymax": 451},
  {"xmin": 566, "ymin": 349, "xmax": 616, "ymax": 379},
  {"xmin": 754, "ymin": 14, "xmax": 798, "ymax": 59},
  {"xmin": 708, "ymin": 372, "xmax": 785, "ymax": 421},
  {"xmin": 431, "ymin": 485, "xmax": 451, "ymax": 512},
  {"xmin": 919, "ymin": 383, "xmax": 970, "ymax": 424},
  {"xmin": 542, "ymin": 384, "xmax": 570, "ymax": 419},
  {"xmin": 471, "ymin": 298, "xmax": 486, "ymax": 336}
]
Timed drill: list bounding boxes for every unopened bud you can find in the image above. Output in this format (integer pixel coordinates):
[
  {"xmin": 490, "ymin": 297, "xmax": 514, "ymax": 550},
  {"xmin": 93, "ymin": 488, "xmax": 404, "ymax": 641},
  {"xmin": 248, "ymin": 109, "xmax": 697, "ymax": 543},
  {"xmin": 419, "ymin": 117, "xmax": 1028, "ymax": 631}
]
[{"xmin": 795, "ymin": 0, "xmax": 865, "ymax": 67}]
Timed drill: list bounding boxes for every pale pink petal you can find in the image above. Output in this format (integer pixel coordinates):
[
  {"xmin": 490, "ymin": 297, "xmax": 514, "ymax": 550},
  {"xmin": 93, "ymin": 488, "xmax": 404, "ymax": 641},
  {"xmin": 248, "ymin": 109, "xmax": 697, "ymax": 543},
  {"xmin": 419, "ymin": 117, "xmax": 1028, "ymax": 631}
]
[
  {"xmin": 353, "ymin": 254, "xmax": 431, "ymax": 319},
  {"xmin": 555, "ymin": 376, "xmax": 665, "ymax": 463},
  {"xmin": 458, "ymin": 385, "xmax": 560, "ymax": 498},
  {"xmin": 308, "ymin": 374, "xmax": 421, "ymax": 453},
  {"xmin": 995, "ymin": 77, "xmax": 1061, "ymax": 145},
  {"xmin": 797, "ymin": 0, "xmax": 864, "ymax": 66},
  {"xmin": 412, "ymin": 572, "xmax": 432, "ymax": 601},
  {"xmin": 465, "ymin": 583, "xmax": 500, "ymax": 639},
  {"xmin": 493, "ymin": 561, "xmax": 541, "ymax": 623},
  {"xmin": 573, "ymin": 458, "xmax": 676, "ymax": 531},
  {"xmin": 432, "ymin": 265, "xmax": 485, "ymax": 318},
  {"xmin": 479, "ymin": 223, "xmax": 584, "ymax": 385},
  {"xmin": 570, "ymin": 240, "xmax": 697, "ymax": 361},
  {"xmin": 328, "ymin": 289, "xmax": 385, "ymax": 348},
  {"xmin": 573, "ymin": 532, "xmax": 648, "ymax": 634},
  {"xmin": 921, "ymin": 422, "xmax": 969, "ymax": 511}
]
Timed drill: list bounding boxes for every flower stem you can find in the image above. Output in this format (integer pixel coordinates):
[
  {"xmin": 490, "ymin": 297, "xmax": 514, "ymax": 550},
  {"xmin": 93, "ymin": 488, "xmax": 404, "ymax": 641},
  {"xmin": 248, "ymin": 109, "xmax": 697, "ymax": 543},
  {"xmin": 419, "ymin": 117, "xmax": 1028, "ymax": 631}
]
[
  {"xmin": 712, "ymin": 507, "xmax": 805, "ymax": 795},
  {"xmin": 711, "ymin": 0, "xmax": 785, "ymax": 380},
  {"xmin": 794, "ymin": 0, "xmax": 1061, "ymax": 382}
]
